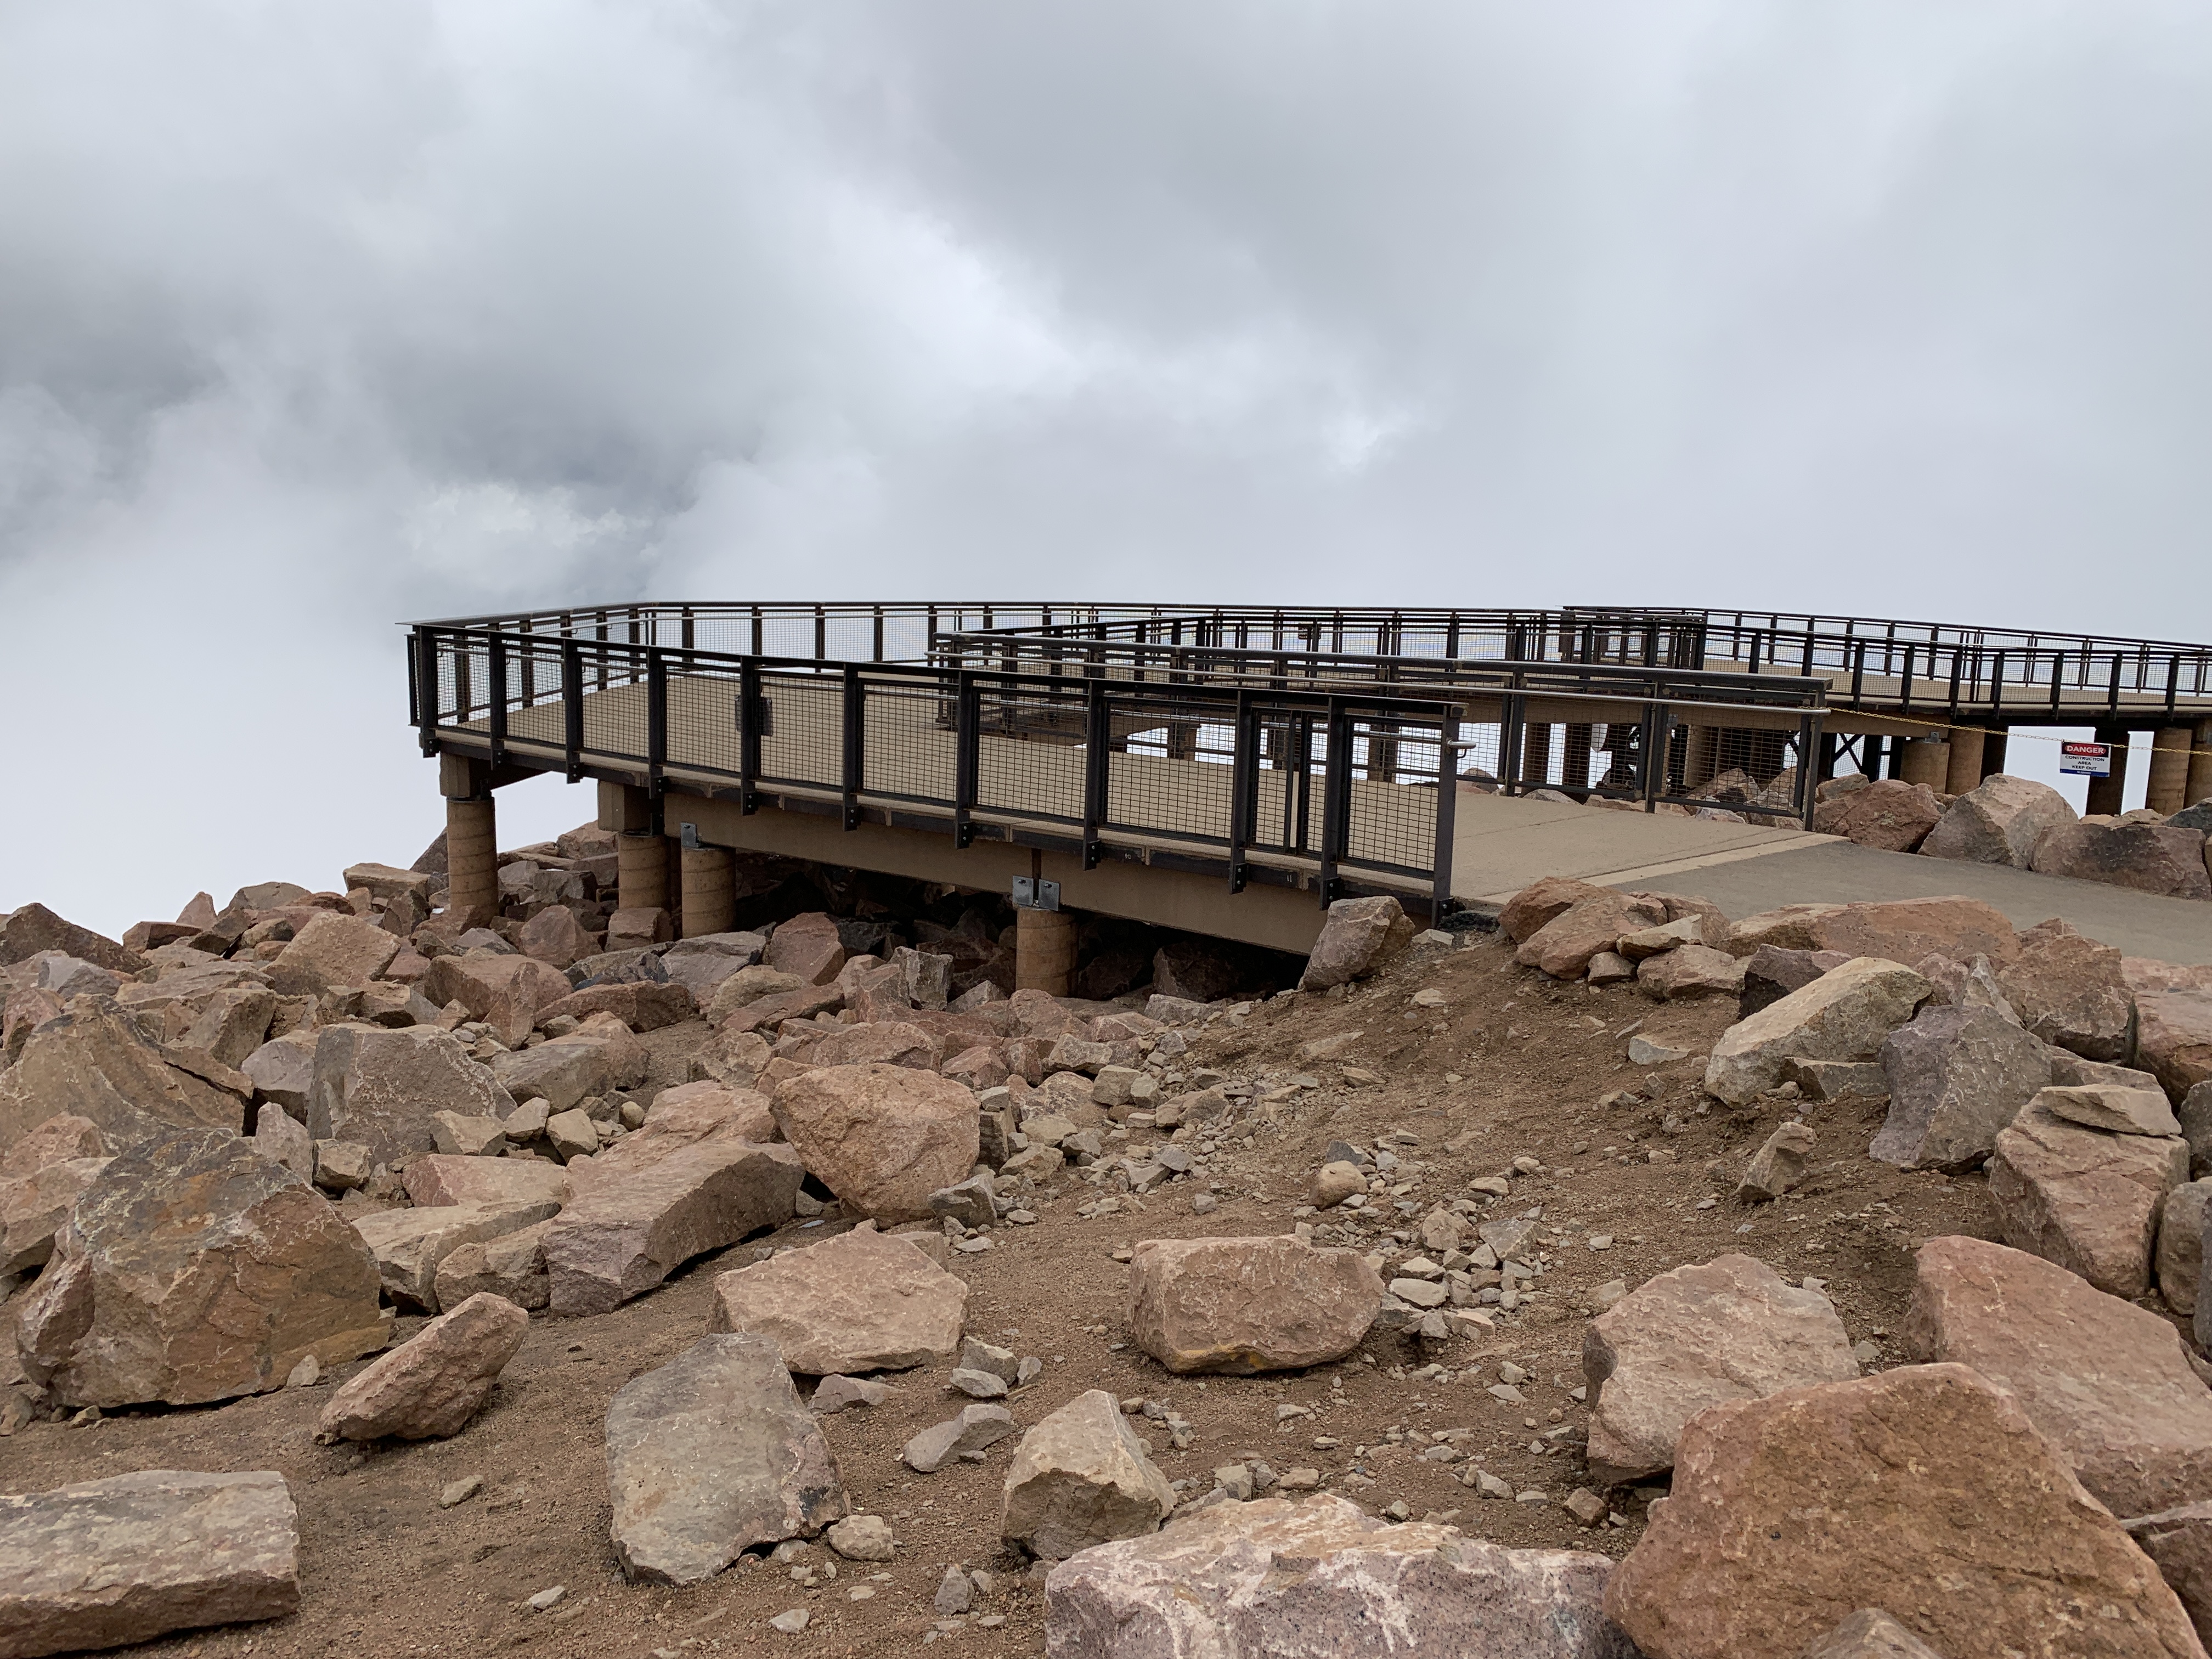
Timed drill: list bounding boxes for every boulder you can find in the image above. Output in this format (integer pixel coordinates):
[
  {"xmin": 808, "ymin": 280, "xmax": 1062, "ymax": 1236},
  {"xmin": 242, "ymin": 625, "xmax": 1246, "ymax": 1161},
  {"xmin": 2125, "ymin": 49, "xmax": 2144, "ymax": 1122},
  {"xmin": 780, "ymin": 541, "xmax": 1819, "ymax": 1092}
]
[
  {"xmin": 1920, "ymin": 774, "xmax": 2078, "ymax": 868},
  {"xmin": 1499, "ymin": 877, "xmax": 1613, "ymax": 945},
  {"xmin": 544, "ymin": 1138, "xmax": 804, "ymax": 1316},
  {"xmin": 351, "ymin": 1200, "xmax": 560, "ymax": 1312},
  {"xmin": 0, "ymin": 903, "xmax": 143, "ymax": 973},
  {"xmin": 0, "ymin": 1154, "xmax": 111, "ymax": 1275},
  {"xmin": 266, "ymin": 911, "xmax": 400, "ymax": 997},
  {"xmin": 1043, "ymin": 1491, "xmax": 1635, "ymax": 1658},
  {"xmin": 2122, "ymin": 1505, "xmax": 2212, "ymax": 1652},
  {"xmin": 1805, "ymin": 1610, "xmax": 1949, "ymax": 1659},
  {"xmin": 343, "ymin": 862, "xmax": 434, "ymax": 906},
  {"xmin": 763, "ymin": 912, "xmax": 847, "ymax": 985},
  {"xmin": 1636, "ymin": 945, "xmax": 1746, "ymax": 1002},
  {"xmin": 810, "ymin": 1374, "xmax": 893, "ymax": 1415},
  {"xmin": 658, "ymin": 935, "xmax": 768, "ymax": 1001},
  {"xmin": 1153, "ymin": 939, "xmax": 1248, "ymax": 1003},
  {"xmin": 312, "ymin": 1139, "xmax": 371, "ymax": 1192},
  {"xmin": 2044, "ymin": 1084, "xmax": 2184, "ymax": 1137},
  {"xmin": 714, "ymin": 983, "xmax": 847, "ymax": 1036},
  {"xmin": 307, "ymin": 1025, "xmax": 517, "ymax": 1171},
  {"xmin": 0, "ymin": 1113, "xmax": 108, "ymax": 1175},
  {"xmin": 2033, "ymin": 821, "xmax": 2212, "ymax": 900},
  {"xmin": 1813, "ymin": 779, "xmax": 1943, "ymax": 851},
  {"xmin": 1002, "ymin": 1388, "xmax": 1177, "ymax": 1561},
  {"xmin": 430, "ymin": 1110, "xmax": 507, "ymax": 1156},
  {"xmin": 401, "ymin": 1153, "xmax": 571, "ymax": 1210},
  {"xmin": 1805, "ymin": 896, "xmax": 2019, "ymax": 967},
  {"xmin": 17, "ymin": 1128, "xmax": 386, "ymax": 1407},
  {"xmin": 769, "ymin": 1064, "xmax": 979, "ymax": 1224},
  {"xmin": 1703, "ymin": 957, "xmax": 1932, "ymax": 1107},
  {"xmin": 1735, "ymin": 1121, "xmax": 1815, "ymax": 1202},
  {"xmin": 605, "ymin": 1333, "xmax": 845, "ymax": 1584},
  {"xmin": 606, "ymin": 906, "xmax": 674, "ymax": 951},
  {"xmin": 703, "ymin": 966, "xmax": 808, "ymax": 1024},
  {"xmin": 1128, "ymin": 1234, "xmax": 1384, "ymax": 1375},
  {"xmin": 420, "ymin": 952, "xmax": 574, "ymax": 1027},
  {"xmin": 2159, "ymin": 1180, "xmax": 2212, "ymax": 1316},
  {"xmin": 903, "ymin": 1403, "xmax": 1017, "ymax": 1472},
  {"xmin": 0, "ymin": 1470, "xmax": 299, "ymax": 1655},
  {"xmin": 2140, "ymin": 992, "xmax": 2212, "ymax": 1104},
  {"xmin": 314, "ymin": 1291, "xmax": 530, "ymax": 1442},
  {"xmin": 1904, "ymin": 1234, "xmax": 2212, "ymax": 1520},
  {"xmin": 708, "ymin": 1223, "xmax": 968, "ymax": 1373},
  {"xmin": 1516, "ymin": 894, "xmax": 1667, "ymax": 980},
  {"xmin": 533, "ymin": 980, "xmax": 696, "ymax": 1032},
  {"xmin": 1738, "ymin": 946, "xmax": 1852, "ymax": 1019},
  {"xmin": 0, "ymin": 997, "xmax": 244, "ymax": 1155},
  {"xmin": 1582, "ymin": 1253, "xmax": 1856, "ymax": 1485},
  {"xmin": 2185, "ymin": 1081, "xmax": 2212, "ymax": 1178},
  {"xmin": 489, "ymin": 1026, "xmax": 642, "ymax": 1114},
  {"xmin": 1298, "ymin": 896, "xmax": 1414, "ymax": 992},
  {"xmin": 1989, "ymin": 1102, "xmax": 2188, "ymax": 1299},
  {"xmin": 180, "ymin": 985, "xmax": 278, "ymax": 1069},
  {"xmin": 1722, "ymin": 902, "xmax": 1847, "ymax": 955},
  {"xmin": 791, "ymin": 1019, "xmax": 943, "ymax": 1071},
  {"xmin": 240, "ymin": 1029, "xmax": 319, "ymax": 1116},
  {"xmin": 1996, "ymin": 917, "xmax": 2136, "ymax": 1061},
  {"xmin": 1603, "ymin": 1363, "xmax": 2200, "ymax": 1659},
  {"xmin": 1870, "ymin": 1002, "xmax": 2052, "ymax": 1170},
  {"xmin": 516, "ymin": 905, "xmax": 597, "ymax": 970}
]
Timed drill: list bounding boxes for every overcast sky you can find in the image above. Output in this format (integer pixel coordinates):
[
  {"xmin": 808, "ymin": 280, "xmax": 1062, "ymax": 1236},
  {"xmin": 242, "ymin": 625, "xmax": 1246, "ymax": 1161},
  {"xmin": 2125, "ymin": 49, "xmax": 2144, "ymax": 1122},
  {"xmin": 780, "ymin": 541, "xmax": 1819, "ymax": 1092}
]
[{"xmin": 4, "ymin": 0, "xmax": 2208, "ymax": 934}]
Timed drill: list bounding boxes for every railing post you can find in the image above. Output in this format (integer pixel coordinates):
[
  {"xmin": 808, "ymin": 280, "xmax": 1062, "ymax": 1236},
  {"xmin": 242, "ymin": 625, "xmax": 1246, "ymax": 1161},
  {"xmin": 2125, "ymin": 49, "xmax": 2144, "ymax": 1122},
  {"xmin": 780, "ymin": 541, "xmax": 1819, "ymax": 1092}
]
[
  {"xmin": 841, "ymin": 665, "xmax": 864, "ymax": 830},
  {"xmin": 414, "ymin": 628, "xmax": 439, "ymax": 755},
  {"xmin": 487, "ymin": 634, "xmax": 509, "ymax": 768},
  {"xmin": 646, "ymin": 649, "xmax": 667, "ymax": 793},
  {"xmin": 1228, "ymin": 690, "xmax": 1257, "ymax": 893},
  {"xmin": 1799, "ymin": 713, "xmax": 1822, "ymax": 831},
  {"xmin": 1430, "ymin": 705, "xmax": 1459, "ymax": 922},
  {"xmin": 1640, "ymin": 704, "xmax": 1667, "ymax": 812},
  {"xmin": 738, "ymin": 661, "xmax": 761, "ymax": 814},
  {"xmin": 954, "ymin": 670, "xmax": 978, "ymax": 849},
  {"xmin": 1319, "ymin": 697, "xmax": 1351, "ymax": 906},
  {"xmin": 562, "ymin": 640, "xmax": 583, "ymax": 781},
  {"xmin": 1500, "ymin": 690, "xmax": 1526, "ymax": 793},
  {"xmin": 1082, "ymin": 681, "xmax": 1110, "ymax": 869}
]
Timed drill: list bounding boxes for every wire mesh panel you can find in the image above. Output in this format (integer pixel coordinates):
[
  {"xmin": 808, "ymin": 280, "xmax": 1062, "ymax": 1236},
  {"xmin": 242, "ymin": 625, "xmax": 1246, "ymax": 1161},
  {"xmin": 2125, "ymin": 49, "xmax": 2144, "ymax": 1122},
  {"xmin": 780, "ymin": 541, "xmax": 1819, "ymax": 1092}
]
[
  {"xmin": 973, "ymin": 679, "xmax": 1090, "ymax": 826},
  {"xmin": 577, "ymin": 645, "xmax": 651, "ymax": 764},
  {"xmin": 504, "ymin": 638, "xmax": 569, "ymax": 751},
  {"xmin": 1342, "ymin": 714, "xmax": 1444, "ymax": 876},
  {"xmin": 860, "ymin": 674, "xmax": 960, "ymax": 804},
  {"xmin": 754, "ymin": 671, "xmax": 845, "ymax": 789},
  {"xmin": 1103, "ymin": 701, "xmax": 1239, "ymax": 846},
  {"xmin": 663, "ymin": 660, "xmax": 747, "ymax": 781}
]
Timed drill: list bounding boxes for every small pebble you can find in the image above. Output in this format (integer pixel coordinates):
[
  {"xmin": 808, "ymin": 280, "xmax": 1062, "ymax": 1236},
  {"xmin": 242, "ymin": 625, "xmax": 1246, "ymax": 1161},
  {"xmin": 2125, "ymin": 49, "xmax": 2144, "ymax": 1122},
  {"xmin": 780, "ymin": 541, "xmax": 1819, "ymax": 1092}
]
[
  {"xmin": 438, "ymin": 1476, "xmax": 483, "ymax": 1509},
  {"xmin": 768, "ymin": 1609, "xmax": 810, "ymax": 1634}
]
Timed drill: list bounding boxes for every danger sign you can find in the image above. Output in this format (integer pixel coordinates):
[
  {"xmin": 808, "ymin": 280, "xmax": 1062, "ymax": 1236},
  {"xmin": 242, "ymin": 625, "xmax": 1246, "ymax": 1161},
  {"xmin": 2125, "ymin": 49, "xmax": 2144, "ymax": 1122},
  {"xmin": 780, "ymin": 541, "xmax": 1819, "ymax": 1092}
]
[{"xmin": 2059, "ymin": 742, "xmax": 2112, "ymax": 777}]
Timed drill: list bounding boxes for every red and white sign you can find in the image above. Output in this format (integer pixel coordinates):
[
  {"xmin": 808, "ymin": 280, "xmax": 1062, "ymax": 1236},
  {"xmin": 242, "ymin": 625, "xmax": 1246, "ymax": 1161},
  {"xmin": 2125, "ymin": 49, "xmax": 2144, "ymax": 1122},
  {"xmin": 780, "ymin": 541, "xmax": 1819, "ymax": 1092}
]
[{"xmin": 2058, "ymin": 741, "xmax": 2112, "ymax": 778}]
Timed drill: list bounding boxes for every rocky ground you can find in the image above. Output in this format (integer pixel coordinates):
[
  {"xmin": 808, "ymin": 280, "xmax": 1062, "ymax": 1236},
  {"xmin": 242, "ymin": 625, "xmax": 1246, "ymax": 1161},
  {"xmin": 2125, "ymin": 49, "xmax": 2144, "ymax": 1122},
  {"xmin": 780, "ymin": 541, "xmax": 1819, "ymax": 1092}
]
[{"xmin": 5, "ymin": 817, "xmax": 2212, "ymax": 1659}]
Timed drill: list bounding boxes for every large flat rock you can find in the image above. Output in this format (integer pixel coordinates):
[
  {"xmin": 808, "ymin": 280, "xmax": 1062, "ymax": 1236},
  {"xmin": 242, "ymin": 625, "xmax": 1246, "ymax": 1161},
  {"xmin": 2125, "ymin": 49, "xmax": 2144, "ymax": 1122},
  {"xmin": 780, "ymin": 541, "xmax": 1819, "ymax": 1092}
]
[
  {"xmin": 1870, "ymin": 1001, "xmax": 2051, "ymax": 1171},
  {"xmin": 708, "ymin": 1223, "xmax": 967, "ymax": 1374},
  {"xmin": 0, "ymin": 1470, "xmax": 299, "ymax": 1657},
  {"xmin": 769, "ymin": 1064, "xmax": 978, "ymax": 1224},
  {"xmin": 1045, "ymin": 1491, "xmax": 1635, "ymax": 1658},
  {"xmin": 606, "ymin": 1333, "xmax": 845, "ymax": 1584},
  {"xmin": 350, "ymin": 1201, "xmax": 558, "ymax": 1313},
  {"xmin": 1128, "ymin": 1234, "xmax": 1383, "ymax": 1375},
  {"xmin": 1703, "ymin": 957, "xmax": 1932, "ymax": 1107},
  {"xmin": 0, "ymin": 997, "xmax": 242, "ymax": 1156},
  {"xmin": 307, "ymin": 1025, "xmax": 516, "ymax": 1172},
  {"xmin": 314, "ymin": 1290, "xmax": 531, "ymax": 1443},
  {"xmin": 1989, "ymin": 1102, "xmax": 2188, "ymax": 1299},
  {"xmin": 1001, "ymin": 1388, "xmax": 1176, "ymax": 1561}
]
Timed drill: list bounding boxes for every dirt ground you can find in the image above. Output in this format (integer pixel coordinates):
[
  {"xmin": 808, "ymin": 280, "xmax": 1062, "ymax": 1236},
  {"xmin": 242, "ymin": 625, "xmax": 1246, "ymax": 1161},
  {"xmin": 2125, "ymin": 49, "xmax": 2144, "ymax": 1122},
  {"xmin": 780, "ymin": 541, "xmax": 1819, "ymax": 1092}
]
[{"xmin": 2, "ymin": 929, "xmax": 2010, "ymax": 1658}]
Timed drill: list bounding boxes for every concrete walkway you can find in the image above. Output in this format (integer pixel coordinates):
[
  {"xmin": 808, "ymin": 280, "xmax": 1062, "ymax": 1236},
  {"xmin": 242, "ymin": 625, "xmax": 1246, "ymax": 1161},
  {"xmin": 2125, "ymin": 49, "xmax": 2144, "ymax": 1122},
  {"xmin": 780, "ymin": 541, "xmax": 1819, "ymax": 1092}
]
[{"xmin": 1449, "ymin": 792, "xmax": 2212, "ymax": 964}]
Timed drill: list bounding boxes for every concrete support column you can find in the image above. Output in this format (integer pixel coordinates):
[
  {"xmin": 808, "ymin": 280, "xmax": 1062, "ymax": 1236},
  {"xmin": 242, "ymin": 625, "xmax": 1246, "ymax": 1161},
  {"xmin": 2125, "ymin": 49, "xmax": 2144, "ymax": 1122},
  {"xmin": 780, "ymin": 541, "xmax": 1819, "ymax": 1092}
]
[
  {"xmin": 1015, "ymin": 906, "xmax": 1076, "ymax": 996},
  {"xmin": 2086, "ymin": 724, "xmax": 2130, "ymax": 816},
  {"xmin": 680, "ymin": 846, "xmax": 736, "ymax": 939},
  {"xmin": 1899, "ymin": 738, "xmax": 1950, "ymax": 789},
  {"xmin": 2190, "ymin": 721, "xmax": 2212, "ymax": 811},
  {"xmin": 1979, "ymin": 730, "xmax": 2009, "ymax": 782},
  {"xmin": 1944, "ymin": 728, "xmax": 1986, "ymax": 795},
  {"xmin": 1683, "ymin": 726, "xmax": 1718, "ymax": 789},
  {"xmin": 618, "ymin": 831, "xmax": 670, "ymax": 912},
  {"xmin": 2148, "ymin": 726, "xmax": 2194, "ymax": 816},
  {"xmin": 1562, "ymin": 725, "xmax": 1594, "ymax": 792},
  {"xmin": 445, "ymin": 797, "xmax": 498, "ymax": 925}
]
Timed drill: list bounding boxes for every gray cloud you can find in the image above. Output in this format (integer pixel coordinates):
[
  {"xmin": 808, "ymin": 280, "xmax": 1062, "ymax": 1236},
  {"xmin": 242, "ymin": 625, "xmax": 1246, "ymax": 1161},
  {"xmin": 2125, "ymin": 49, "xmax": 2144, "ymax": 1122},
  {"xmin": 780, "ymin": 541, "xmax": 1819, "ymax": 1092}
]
[{"xmin": 3, "ymin": 0, "xmax": 2207, "ymax": 930}]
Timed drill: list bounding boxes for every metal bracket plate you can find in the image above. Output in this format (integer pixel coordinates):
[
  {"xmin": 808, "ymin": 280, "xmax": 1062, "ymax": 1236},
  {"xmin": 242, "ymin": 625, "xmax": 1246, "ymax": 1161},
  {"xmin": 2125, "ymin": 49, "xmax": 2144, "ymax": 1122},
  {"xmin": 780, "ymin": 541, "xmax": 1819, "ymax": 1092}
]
[
  {"xmin": 678, "ymin": 822, "xmax": 701, "ymax": 852},
  {"xmin": 1011, "ymin": 876, "xmax": 1061, "ymax": 912}
]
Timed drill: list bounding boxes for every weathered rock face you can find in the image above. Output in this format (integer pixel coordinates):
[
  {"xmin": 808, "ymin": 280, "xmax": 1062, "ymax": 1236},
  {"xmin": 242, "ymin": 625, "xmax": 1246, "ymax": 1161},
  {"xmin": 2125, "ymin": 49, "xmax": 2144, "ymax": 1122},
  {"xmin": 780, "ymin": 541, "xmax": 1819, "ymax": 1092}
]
[
  {"xmin": 0, "ymin": 998, "xmax": 243, "ymax": 1155},
  {"xmin": 400, "ymin": 1153, "xmax": 571, "ymax": 1210},
  {"xmin": 1804, "ymin": 1609, "xmax": 1948, "ymax": 1659},
  {"xmin": 2159, "ymin": 1180, "xmax": 2212, "ymax": 1316},
  {"xmin": 307, "ymin": 1026, "xmax": 516, "ymax": 1171},
  {"xmin": 0, "ymin": 1154, "xmax": 111, "ymax": 1275},
  {"xmin": 534, "ymin": 981, "xmax": 696, "ymax": 1033},
  {"xmin": 435, "ymin": 1218, "xmax": 553, "ymax": 1312},
  {"xmin": 1804, "ymin": 896, "xmax": 2019, "ymax": 967},
  {"xmin": 1703, "ymin": 957, "xmax": 1932, "ymax": 1107},
  {"xmin": 791, "ymin": 1019, "xmax": 943, "ymax": 1071},
  {"xmin": 2045, "ymin": 1084, "xmax": 2185, "ymax": 1136},
  {"xmin": 2123, "ymin": 1504, "xmax": 2212, "ymax": 1653},
  {"xmin": 1601, "ymin": 1363, "xmax": 2202, "ymax": 1659},
  {"xmin": 516, "ymin": 905, "xmax": 597, "ymax": 970},
  {"xmin": 709, "ymin": 1223, "xmax": 967, "ymax": 1374},
  {"xmin": 1812, "ymin": 780, "xmax": 1943, "ymax": 852},
  {"xmin": 1582, "ymin": 1253, "xmax": 1856, "ymax": 1486},
  {"xmin": 17, "ymin": 1128, "xmax": 387, "ymax": 1407},
  {"xmin": 703, "ymin": 966, "xmax": 808, "ymax": 1024},
  {"xmin": 1996, "ymin": 917, "xmax": 2135, "ymax": 1060},
  {"xmin": 239, "ymin": 1029, "xmax": 318, "ymax": 1116},
  {"xmin": 1735, "ymin": 1121, "xmax": 1815, "ymax": 1202},
  {"xmin": 1043, "ymin": 1491, "xmax": 1637, "ymax": 1659},
  {"xmin": 1870, "ymin": 1002, "xmax": 2052, "ymax": 1170},
  {"xmin": 314, "ymin": 1291, "xmax": 529, "ymax": 1443},
  {"xmin": 0, "ymin": 904, "xmax": 143, "ymax": 973},
  {"xmin": 1298, "ymin": 896, "xmax": 1414, "ymax": 992},
  {"xmin": 2140, "ymin": 992, "xmax": 2212, "ymax": 1105},
  {"xmin": 545, "ymin": 1137, "xmax": 803, "ymax": 1316},
  {"xmin": 1920, "ymin": 774, "xmax": 2079, "ymax": 868},
  {"xmin": 903, "ymin": 1403, "xmax": 1018, "ymax": 1472},
  {"xmin": 1128, "ymin": 1234, "xmax": 1383, "ymax": 1375},
  {"xmin": 351, "ymin": 1201, "xmax": 560, "ymax": 1312},
  {"xmin": 1516, "ymin": 894, "xmax": 1666, "ymax": 980},
  {"xmin": 1001, "ymin": 1389, "xmax": 1176, "ymax": 1561},
  {"xmin": 1902, "ymin": 1235, "xmax": 2212, "ymax": 1520},
  {"xmin": 769, "ymin": 1064, "xmax": 979, "ymax": 1224},
  {"xmin": 1723, "ymin": 903, "xmax": 1847, "ymax": 955},
  {"xmin": 182, "ymin": 985, "xmax": 277, "ymax": 1069},
  {"xmin": 1637, "ymin": 945, "xmax": 1747, "ymax": 1002},
  {"xmin": 2033, "ymin": 821, "xmax": 2212, "ymax": 900},
  {"xmin": 605, "ymin": 1333, "xmax": 845, "ymax": 1584},
  {"xmin": 763, "ymin": 912, "xmax": 848, "ymax": 986},
  {"xmin": 1739, "ymin": 946, "xmax": 1852, "ymax": 1019},
  {"xmin": 1989, "ymin": 1102, "xmax": 2188, "ymax": 1299},
  {"xmin": 0, "ymin": 1113, "xmax": 108, "ymax": 1176},
  {"xmin": 0, "ymin": 1470, "xmax": 300, "ymax": 1656},
  {"xmin": 1499, "ymin": 877, "xmax": 1614, "ymax": 944},
  {"xmin": 266, "ymin": 910, "xmax": 400, "ymax": 997}
]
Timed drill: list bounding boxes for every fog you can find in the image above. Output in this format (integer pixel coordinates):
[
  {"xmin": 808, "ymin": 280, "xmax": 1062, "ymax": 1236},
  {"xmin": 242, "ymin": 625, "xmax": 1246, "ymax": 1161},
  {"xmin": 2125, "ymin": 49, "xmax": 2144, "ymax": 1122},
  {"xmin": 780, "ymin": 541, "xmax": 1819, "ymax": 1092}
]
[{"xmin": 3, "ymin": 1, "xmax": 2207, "ymax": 932}]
